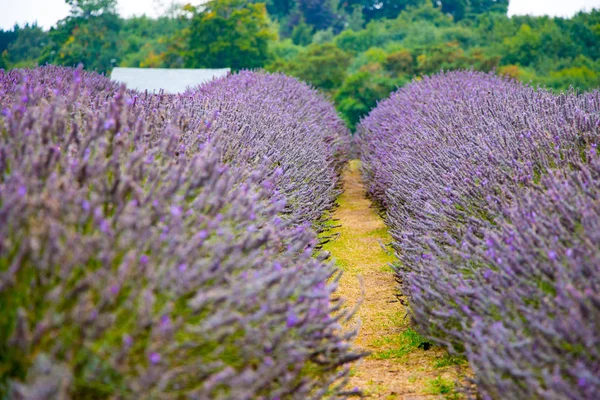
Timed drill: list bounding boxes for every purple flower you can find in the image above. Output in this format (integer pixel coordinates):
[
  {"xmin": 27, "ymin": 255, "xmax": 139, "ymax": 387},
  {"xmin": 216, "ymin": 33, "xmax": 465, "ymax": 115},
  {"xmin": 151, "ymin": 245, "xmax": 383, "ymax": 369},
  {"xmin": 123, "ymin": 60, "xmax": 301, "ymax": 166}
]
[
  {"xmin": 149, "ymin": 352, "xmax": 161, "ymax": 365},
  {"xmin": 286, "ymin": 312, "xmax": 299, "ymax": 328},
  {"xmin": 99, "ymin": 219, "xmax": 110, "ymax": 233},
  {"xmin": 566, "ymin": 248, "xmax": 573, "ymax": 257},
  {"xmin": 123, "ymin": 335, "xmax": 133, "ymax": 347},
  {"xmin": 170, "ymin": 205, "xmax": 182, "ymax": 218},
  {"xmin": 160, "ymin": 315, "xmax": 171, "ymax": 331},
  {"xmin": 103, "ymin": 119, "xmax": 115, "ymax": 130}
]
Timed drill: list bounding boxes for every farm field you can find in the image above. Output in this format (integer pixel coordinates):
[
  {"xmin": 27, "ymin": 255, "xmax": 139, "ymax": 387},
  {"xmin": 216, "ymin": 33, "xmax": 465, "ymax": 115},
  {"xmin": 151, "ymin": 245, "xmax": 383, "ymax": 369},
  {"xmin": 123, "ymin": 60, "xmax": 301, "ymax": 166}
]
[
  {"xmin": 1, "ymin": 64, "xmax": 600, "ymax": 400},
  {"xmin": 0, "ymin": 66, "xmax": 357, "ymax": 399},
  {"xmin": 358, "ymin": 70, "xmax": 600, "ymax": 399}
]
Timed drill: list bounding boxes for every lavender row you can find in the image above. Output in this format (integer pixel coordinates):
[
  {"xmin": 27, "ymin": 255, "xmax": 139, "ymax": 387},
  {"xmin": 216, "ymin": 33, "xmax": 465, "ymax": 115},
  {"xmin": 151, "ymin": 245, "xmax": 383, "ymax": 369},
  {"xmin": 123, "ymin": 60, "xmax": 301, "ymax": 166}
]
[
  {"xmin": 0, "ymin": 66, "xmax": 358, "ymax": 399},
  {"xmin": 130, "ymin": 70, "xmax": 350, "ymax": 230},
  {"xmin": 357, "ymin": 70, "xmax": 600, "ymax": 399}
]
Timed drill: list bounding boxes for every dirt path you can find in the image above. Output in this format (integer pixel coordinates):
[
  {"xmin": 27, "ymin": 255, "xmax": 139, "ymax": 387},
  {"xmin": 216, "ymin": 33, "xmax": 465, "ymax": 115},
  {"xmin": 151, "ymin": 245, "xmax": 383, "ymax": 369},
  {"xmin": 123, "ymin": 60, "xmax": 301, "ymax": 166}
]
[{"xmin": 325, "ymin": 160, "xmax": 467, "ymax": 399}]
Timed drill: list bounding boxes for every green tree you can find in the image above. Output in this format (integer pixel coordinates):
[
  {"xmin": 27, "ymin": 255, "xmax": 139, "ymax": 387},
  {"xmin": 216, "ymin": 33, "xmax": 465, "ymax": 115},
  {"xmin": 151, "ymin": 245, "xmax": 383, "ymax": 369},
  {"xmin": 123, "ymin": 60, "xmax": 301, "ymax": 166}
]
[
  {"xmin": 291, "ymin": 20, "xmax": 313, "ymax": 45},
  {"xmin": 349, "ymin": 47, "xmax": 387, "ymax": 72},
  {"xmin": 160, "ymin": 4, "xmax": 196, "ymax": 68},
  {"xmin": 548, "ymin": 65, "xmax": 600, "ymax": 91},
  {"xmin": 568, "ymin": 10, "xmax": 600, "ymax": 60},
  {"xmin": 0, "ymin": 51, "xmax": 7, "ymax": 70},
  {"xmin": 297, "ymin": 0, "xmax": 345, "ymax": 32},
  {"xmin": 440, "ymin": 0, "xmax": 468, "ymax": 21},
  {"xmin": 312, "ymin": 28, "xmax": 335, "ymax": 44},
  {"xmin": 269, "ymin": 38, "xmax": 303, "ymax": 60},
  {"xmin": 184, "ymin": 0, "xmax": 275, "ymax": 69},
  {"xmin": 65, "ymin": 0, "xmax": 117, "ymax": 18},
  {"xmin": 2, "ymin": 24, "xmax": 48, "ymax": 68},
  {"xmin": 395, "ymin": 0, "xmax": 453, "ymax": 26},
  {"xmin": 468, "ymin": 0, "xmax": 508, "ymax": 15},
  {"xmin": 57, "ymin": 17, "xmax": 122, "ymax": 71},
  {"xmin": 250, "ymin": 0, "xmax": 295, "ymax": 20},
  {"xmin": 501, "ymin": 20, "xmax": 576, "ymax": 68},
  {"xmin": 334, "ymin": 21, "xmax": 392, "ymax": 53},
  {"xmin": 502, "ymin": 24, "xmax": 540, "ymax": 66},
  {"xmin": 0, "ymin": 27, "xmax": 19, "ymax": 55},
  {"xmin": 346, "ymin": 5, "xmax": 365, "ymax": 31},
  {"xmin": 40, "ymin": 0, "xmax": 121, "ymax": 72},
  {"xmin": 342, "ymin": 0, "xmax": 425, "ymax": 22},
  {"xmin": 119, "ymin": 15, "xmax": 189, "ymax": 68},
  {"xmin": 384, "ymin": 49, "xmax": 414, "ymax": 75},
  {"xmin": 335, "ymin": 64, "xmax": 402, "ymax": 128},
  {"xmin": 269, "ymin": 43, "xmax": 351, "ymax": 91}
]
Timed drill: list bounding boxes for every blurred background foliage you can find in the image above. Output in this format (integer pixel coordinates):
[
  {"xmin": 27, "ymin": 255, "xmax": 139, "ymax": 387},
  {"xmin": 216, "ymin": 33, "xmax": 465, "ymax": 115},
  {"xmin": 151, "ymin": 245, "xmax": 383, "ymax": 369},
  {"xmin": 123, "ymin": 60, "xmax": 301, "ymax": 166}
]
[{"xmin": 1, "ymin": 0, "xmax": 599, "ymax": 128}]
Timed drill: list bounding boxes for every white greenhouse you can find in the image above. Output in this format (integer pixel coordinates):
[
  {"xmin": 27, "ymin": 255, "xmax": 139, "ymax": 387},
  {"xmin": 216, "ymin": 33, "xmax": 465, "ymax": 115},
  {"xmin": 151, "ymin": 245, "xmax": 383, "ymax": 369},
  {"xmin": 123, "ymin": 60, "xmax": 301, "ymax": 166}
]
[{"xmin": 110, "ymin": 67, "xmax": 230, "ymax": 94}]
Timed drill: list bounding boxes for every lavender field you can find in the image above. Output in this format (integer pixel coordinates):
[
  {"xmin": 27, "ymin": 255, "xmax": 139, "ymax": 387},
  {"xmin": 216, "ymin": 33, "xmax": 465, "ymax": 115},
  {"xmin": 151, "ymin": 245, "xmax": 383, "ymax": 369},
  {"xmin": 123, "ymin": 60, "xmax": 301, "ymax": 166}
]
[
  {"xmin": 358, "ymin": 71, "xmax": 600, "ymax": 399},
  {"xmin": 0, "ymin": 66, "xmax": 359, "ymax": 399},
  {"xmin": 1, "ymin": 66, "xmax": 599, "ymax": 400}
]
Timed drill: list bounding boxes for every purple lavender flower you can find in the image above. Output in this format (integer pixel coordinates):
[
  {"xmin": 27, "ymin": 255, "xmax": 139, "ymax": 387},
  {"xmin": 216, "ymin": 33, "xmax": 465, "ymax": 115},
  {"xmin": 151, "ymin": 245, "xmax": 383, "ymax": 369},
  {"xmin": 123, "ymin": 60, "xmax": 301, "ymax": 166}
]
[{"xmin": 149, "ymin": 352, "xmax": 161, "ymax": 365}]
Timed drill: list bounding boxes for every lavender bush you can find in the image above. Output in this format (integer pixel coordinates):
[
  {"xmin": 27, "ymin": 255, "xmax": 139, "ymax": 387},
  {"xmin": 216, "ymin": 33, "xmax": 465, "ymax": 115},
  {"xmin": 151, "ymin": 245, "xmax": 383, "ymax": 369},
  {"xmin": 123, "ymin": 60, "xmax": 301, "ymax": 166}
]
[
  {"xmin": 0, "ymin": 67, "xmax": 359, "ymax": 399},
  {"xmin": 357, "ymin": 70, "xmax": 600, "ymax": 398},
  {"xmin": 456, "ymin": 158, "xmax": 600, "ymax": 399},
  {"xmin": 103, "ymin": 70, "xmax": 350, "ymax": 230},
  {"xmin": 188, "ymin": 71, "xmax": 350, "ymax": 228}
]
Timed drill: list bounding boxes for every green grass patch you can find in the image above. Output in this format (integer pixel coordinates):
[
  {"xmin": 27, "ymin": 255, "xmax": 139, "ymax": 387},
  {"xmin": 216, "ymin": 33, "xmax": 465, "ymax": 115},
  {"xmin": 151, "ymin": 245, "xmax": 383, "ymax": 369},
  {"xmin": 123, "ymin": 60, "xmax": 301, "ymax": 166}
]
[
  {"xmin": 426, "ymin": 376, "xmax": 461, "ymax": 399},
  {"xmin": 379, "ymin": 263, "xmax": 395, "ymax": 273},
  {"xmin": 367, "ymin": 226, "xmax": 390, "ymax": 239},
  {"xmin": 372, "ymin": 327, "xmax": 426, "ymax": 360},
  {"xmin": 433, "ymin": 353, "xmax": 468, "ymax": 369}
]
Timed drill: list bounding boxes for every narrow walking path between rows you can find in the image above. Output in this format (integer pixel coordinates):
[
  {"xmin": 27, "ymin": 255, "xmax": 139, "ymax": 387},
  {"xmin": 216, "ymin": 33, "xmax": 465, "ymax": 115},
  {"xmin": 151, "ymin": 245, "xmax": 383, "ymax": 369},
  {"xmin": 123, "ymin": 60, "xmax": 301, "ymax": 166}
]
[{"xmin": 324, "ymin": 160, "xmax": 467, "ymax": 399}]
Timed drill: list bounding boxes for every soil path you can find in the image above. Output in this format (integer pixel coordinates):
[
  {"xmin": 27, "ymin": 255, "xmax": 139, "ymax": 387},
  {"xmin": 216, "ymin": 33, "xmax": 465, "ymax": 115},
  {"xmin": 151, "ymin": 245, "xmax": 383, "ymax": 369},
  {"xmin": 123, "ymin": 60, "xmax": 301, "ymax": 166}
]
[{"xmin": 324, "ymin": 160, "xmax": 466, "ymax": 399}]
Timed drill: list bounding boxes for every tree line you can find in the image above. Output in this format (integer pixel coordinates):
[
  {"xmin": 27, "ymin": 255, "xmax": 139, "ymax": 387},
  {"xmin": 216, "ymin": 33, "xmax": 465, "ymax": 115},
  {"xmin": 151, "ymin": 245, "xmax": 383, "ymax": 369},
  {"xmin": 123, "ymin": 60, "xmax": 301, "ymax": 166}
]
[{"xmin": 1, "ymin": 0, "xmax": 599, "ymax": 128}]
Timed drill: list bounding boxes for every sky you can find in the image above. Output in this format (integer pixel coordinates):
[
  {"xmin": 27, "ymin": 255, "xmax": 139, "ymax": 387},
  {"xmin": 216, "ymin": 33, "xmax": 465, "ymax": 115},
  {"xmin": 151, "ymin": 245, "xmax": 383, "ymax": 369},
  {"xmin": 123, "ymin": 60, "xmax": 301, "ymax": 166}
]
[{"xmin": 1, "ymin": 0, "xmax": 600, "ymax": 30}]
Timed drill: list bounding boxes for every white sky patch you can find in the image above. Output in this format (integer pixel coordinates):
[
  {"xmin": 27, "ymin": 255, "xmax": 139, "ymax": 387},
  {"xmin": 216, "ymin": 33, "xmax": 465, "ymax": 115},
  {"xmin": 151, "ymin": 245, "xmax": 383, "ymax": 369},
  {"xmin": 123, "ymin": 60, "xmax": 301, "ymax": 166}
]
[
  {"xmin": 0, "ymin": 0, "xmax": 599, "ymax": 30},
  {"xmin": 508, "ymin": 0, "xmax": 600, "ymax": 17},
  {"xmin": 0, "ymin": 0, "xmax": 206, "ymax": 30}
]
